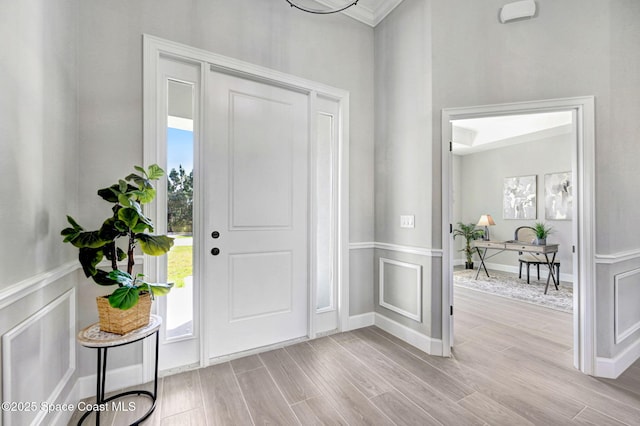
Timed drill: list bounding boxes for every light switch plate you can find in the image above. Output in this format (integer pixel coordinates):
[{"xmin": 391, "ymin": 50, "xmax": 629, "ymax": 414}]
[{"xmin": 400, "ymin": 215, "xmax": 415, "ymax": 228}]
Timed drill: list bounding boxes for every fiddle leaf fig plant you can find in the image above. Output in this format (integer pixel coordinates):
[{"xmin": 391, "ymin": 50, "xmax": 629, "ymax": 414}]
[{"xmin": 61, "ymin": 164, "xmax": 174, "ymax": 310}]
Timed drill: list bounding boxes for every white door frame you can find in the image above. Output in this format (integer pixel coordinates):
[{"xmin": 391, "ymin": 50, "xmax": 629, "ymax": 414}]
[
  {"xmin": 441, "ymin": 96, "xmax": 596, "ymax": 375},
  {"xmin": 142, "ymin": 34, "xmax": 350, "ymax": 378}
]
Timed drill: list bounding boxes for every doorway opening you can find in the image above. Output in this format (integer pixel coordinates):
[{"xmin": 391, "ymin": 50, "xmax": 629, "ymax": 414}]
[{"xmin": 441, "ymin": 97, "xmax": 596, "ymax": 375}]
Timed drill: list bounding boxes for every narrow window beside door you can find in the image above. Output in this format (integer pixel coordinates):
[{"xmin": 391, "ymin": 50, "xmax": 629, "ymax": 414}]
[{"xmin": 166, "ymin": 79, "xmax": 195, "ymax": 340}]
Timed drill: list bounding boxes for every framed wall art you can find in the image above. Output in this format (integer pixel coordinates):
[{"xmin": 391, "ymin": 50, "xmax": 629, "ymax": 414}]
[
  {"xmin": 545, "ymin": 172, "xmax": 572, "ymax": 220},
  {"xmin": 503, "ymin": 175, "xmax": 536, "ymax": 220}
]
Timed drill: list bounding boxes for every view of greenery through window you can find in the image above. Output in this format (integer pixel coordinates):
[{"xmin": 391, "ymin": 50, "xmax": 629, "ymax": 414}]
[{"xmin": 167, "ymin": 165, "xmax": 193, "ymax": 289}]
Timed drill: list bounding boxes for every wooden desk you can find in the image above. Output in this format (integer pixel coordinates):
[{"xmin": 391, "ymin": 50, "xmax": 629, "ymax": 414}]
[{"xmin": 473, "ymin": 240, "xmax": 559, "ymax": 294}]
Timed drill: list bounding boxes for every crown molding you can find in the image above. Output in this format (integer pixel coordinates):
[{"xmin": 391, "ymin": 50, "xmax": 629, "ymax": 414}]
[{"xmin": 314, "ymin": 0, "xmax": 405, "ymax": 27}]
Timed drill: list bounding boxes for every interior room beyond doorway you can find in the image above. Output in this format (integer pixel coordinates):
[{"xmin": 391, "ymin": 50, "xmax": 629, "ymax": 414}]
[{"xmin": 451, "ymin": 110, "xmax": 576, "ymax": 330}]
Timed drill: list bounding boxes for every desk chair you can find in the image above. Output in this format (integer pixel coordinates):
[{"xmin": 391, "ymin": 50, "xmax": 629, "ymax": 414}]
[{"xmin": 514, "ymin": 226, "xmax": 560, "ymax": 284}]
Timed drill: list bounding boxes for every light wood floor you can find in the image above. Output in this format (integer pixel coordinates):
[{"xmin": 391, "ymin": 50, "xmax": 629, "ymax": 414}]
[{"xmin": 70, "ymin": 287, "xmax": 640, "ymax": 425}]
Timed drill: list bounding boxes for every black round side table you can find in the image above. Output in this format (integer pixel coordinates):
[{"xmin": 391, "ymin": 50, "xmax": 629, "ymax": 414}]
[{"xmin": 76, "ymin": 315, "xmax": 161, "ymax": 425}]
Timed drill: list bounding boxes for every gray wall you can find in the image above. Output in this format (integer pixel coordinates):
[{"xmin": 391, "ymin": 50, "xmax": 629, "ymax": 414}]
[
  {"xmin": 429, "ymin": 0, "xmax": 640, "ymax": 360},
  {"xmin": 0, "ymin": 0, "xmax": 79, "ymax": 287},
  {"xmin": 374, "ymin": 0, "xmax": 437, "ymax": 336},
  {"xmin": 0, "ymin": 0, "xmax": 80, "ymax": 422},
  {"xmin": 374, "ymin": 0, "xmax": 640, "ymax": 362},
  {"xmin": 454, "ymin": 133, "xmax": 574, "ymax": 277}
]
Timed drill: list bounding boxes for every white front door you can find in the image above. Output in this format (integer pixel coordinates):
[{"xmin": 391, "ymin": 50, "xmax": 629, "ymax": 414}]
[{"xmin": 204, "ymin": 70, "xmax": 309, "ymax": 358}]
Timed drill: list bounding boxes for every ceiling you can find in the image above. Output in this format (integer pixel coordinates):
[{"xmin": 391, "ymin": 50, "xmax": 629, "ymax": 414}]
[
  {"xmin": 452, "ymin": 111, "xmax": 574, "ymax": 155},
  {"xmin": 313, "ymin": 0, "xmax": 405, "ymax": 26}
]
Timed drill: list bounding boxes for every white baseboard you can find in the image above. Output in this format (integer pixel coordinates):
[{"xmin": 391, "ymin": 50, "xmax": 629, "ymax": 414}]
[
  {"xmin": 74, "ymin": 364, "xmax": 144, "ymax": 401},
  {"xmin": 595, "ymin": 338, "xmax": 640, "ymax": 379},
  {"xmin": 374, "ymin": 313, "xmax": 443, "ymax": 356},
  {"xmin": 346, "ymin": 312, "xmax": 375, "ymax": 330}
]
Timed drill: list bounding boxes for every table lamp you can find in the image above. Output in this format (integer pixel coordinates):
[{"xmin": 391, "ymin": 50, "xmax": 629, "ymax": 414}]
[{"xmin": 477, "ymin": 214, "xmax": 496, "ymax": 240}]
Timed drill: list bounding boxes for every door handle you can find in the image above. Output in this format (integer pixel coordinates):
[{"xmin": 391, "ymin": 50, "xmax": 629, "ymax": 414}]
[{"xmin": 211, "ymin": 248, "xmax": 220, "ymax": 256}]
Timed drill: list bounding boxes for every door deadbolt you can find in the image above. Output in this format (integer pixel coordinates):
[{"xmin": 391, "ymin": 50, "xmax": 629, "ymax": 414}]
[
  {"xmin": 211, "ymin": 231, "xmax": 220, "ymax": 239},
  {"xmin": 211, "ymin": 247, "xmax": 220, "ymax": 256}
]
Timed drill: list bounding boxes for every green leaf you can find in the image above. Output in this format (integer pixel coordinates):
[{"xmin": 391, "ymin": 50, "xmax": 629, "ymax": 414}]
[
  {"xmin": 66, "ymin": 215, "xmax": 83, "ymax": 230},
  {"xmin": 104, "ymin": 245, "xmax": 127, "ymax": 262},
  {"xmin": 132, "ymin": 221, "xmax": 153, "ymax": 233},
  {"xmin": 117, "ymin": 193, "xmax": 131, "ymax": 207},
  {"xmin": 114, "ymin": 220, "xmax": 129, "ymax": 232},
  {"xmin": 108, "ymin": 269, "xmax": 134, "ymax": 286},
  {"xmin": 125, "ymin": 173, "xmax": 146, "ymax": 187},
  {"xmin": 108, "ymin": 286, "xmax": 140, "ymax": 310},
  {"xmin": 132, "ymin": 188, "xmax": 156, "ymax": 204},
  {"xmin": 117, "ymin": 248, "xmax": 127, "ymax": 261},
  {"xmin": 136, "ymin": 234, "xmax": 174, "ymax": 256},
  {"xmin": 146, "ymin": 164, "xmax": 164, "ymax": 180},
  {"xmin": 118, "ymin": 179, "xmax": 129, "ymax": 193},
  {"xmin": 98, "ymin": 184, "xmax": 138, "ymax": 203},
  {"xmin": 118, "ymin": 207, "xmax": 139, "ymax": 228},
  {"xmin": 99, "ymin": 218, "xmax": 123, "ymax": 241},
  {"xmin": 92, "ymin": 270, "xmax": 119, "ymax": 286},
  {"xmin": 134, "ymin": 165, "xmax": 146, "ymax": 176},
  {"xmin": 61, "ymin": 227, "xmax": 81, "ymax": 243},
  {"xmin": 78, "ymin": 248, "xmax": 104, "ymax": 277},
  {"xmin": 148, "ymin": 282, "xmax": 173, "ymax": 296},
  {"xmin": 97, "ymin": 186, "xmax": 119, "ymax": 203},
  {"xmin": 71, "ymin": 231, "xmax": 107, "ymax": 248}
]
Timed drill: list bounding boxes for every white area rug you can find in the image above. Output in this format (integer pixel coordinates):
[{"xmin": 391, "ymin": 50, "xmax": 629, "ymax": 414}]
[{"xmin": 454, "ymin": 269, "xmax": 573, "ymax": 313}]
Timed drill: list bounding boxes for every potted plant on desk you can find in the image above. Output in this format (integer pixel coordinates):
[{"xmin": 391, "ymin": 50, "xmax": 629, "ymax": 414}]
[
  {"xmin": 533, "ymin": 222, "xmax": 553, "ymax": 245},
  {"xmin": 61, "ymin": 165, "xmax": 174, "ymax": 334},
  {"xmin": 453, "ymin": 222, "xmax": 485, "ymax": 269}
]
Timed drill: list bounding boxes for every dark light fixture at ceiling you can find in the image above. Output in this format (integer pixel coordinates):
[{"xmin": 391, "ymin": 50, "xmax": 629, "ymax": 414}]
[{"xmin": 285, "ymin": 0, "xmax": 359, "ymax": 15}]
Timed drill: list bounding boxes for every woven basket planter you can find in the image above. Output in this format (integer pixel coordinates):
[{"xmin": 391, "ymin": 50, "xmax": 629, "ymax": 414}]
[{"xmin": 96, "ymin": 292, "xmax": 152, "ymax": 335}]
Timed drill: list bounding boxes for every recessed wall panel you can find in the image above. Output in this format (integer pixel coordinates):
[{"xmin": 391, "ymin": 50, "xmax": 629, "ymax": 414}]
[
  {"xmin": 2, "ymin": 289, "xmax": 75, "ymax": 425},
  {"xmin": 379, "ymin": 258, "xmax": 422, "ymax": 322},
  {"xmin": 229, "ymin": 251, "xmax": 293, "ymax": 321},
  {"xmin": 615, "ymin": 268, "xmax": 640, "ymax": 344},
  {"xmin": 230, "ymin": 92, "xmax": 293, "ymax": 229}
]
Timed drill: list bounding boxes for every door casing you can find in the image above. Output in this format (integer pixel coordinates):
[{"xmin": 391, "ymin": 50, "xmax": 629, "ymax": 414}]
[
  {"xmin": 441, "ymin": 97, "xmax": 596, "ymax": 375},
  {"xmin": 142, "ymin": 34, "xmax": 350, "ymax": 378}
]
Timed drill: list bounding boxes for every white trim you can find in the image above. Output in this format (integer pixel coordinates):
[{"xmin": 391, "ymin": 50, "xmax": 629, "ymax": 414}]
[
  {"xmin": 595, "ymin": 338, "xmax": 640, "ymax": 379},
  {"xmin": 441, "ymin": 96, "xmax": 596, "ymax": 374},
  {"xmin": 0, "ymin": 260, "xmax": 77, "ymax": 310},
  {"xmin": 74, "ymin": 364, "xmax": 144, "ymax": 400},
  {"xmin": 143, "ymin": 34, "xmax": 350, "ymax": 374},
  {"xmin": 312, "ymin": 0, "xmax": 404, "ymax": 27},
  {"xmin": 348, "ymin": 241, "xmax": 443, "ymax": 257},
  {"xmin": 595, "ymin": 248, "xmax": 640, "ymax": 264},
  {"xmin": 374, "ymin": 313, "xmax": 443, "ymax": 355},
  {"xmin": 2, "ymin": 289, "xmax": 76, "ymax": 426},
  {"xmin": 374, "ymin": 242, "xmax": 443, "ymax": 257},
  {"xmin": 167, "ymin": 115, "xmax": 193, "ymax": 131},
  {"xmin": 379, "ymin": 258, "xmax": 422, "ymax": 322},
  {"xmin": 349, "ymin": 241, "xmax": 375, "ymax": 250},
  {"xmin": 614, "ymin": 268, "xmax": 640, "ymax": 344},
  {"xmin": 345, "ymin": 312, "xmax": 375, "ymax": 330}
]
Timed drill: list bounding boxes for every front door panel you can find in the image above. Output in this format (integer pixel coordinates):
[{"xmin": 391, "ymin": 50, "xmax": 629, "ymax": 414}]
[{"xmin": 206, "ymin": 71, "xmax": 309, "ymax": 358}]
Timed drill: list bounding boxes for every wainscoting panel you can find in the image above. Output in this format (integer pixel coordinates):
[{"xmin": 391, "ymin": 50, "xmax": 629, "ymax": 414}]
[
  {"xmin": 379, "ymin": 258, "xmax": 422, "ymax": 322},
  {"xmin": 2, "ymin": 288, "xmax": 76, "ymax": 425},
  {"xmin": 614, "ymin": 268, "xmax": 640, "ymax": 344}
]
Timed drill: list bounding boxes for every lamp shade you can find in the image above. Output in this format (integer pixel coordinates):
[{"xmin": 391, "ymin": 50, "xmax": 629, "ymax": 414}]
[{"xmin": 477, "ymin": 214, "xmax": 496, "ymax": 227}]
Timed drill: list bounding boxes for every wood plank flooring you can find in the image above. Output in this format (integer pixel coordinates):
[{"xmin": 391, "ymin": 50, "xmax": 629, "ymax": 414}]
[{"xmin": 69, "ymin": 286, "xmax": 640, "ymax": 425}]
